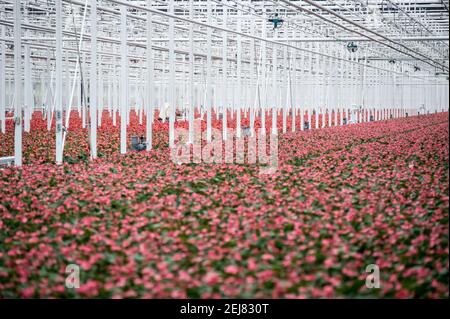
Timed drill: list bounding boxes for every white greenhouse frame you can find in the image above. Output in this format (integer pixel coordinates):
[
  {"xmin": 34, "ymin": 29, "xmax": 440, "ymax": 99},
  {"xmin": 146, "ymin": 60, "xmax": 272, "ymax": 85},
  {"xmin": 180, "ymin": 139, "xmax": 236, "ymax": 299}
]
[{"xmin": 0, "ymin": 0, "xmax": 448, "ymax": 166}]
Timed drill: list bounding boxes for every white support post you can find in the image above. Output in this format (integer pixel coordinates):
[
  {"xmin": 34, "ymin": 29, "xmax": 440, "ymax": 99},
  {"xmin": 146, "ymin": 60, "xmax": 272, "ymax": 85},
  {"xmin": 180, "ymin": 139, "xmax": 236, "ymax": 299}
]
[
  {"xmin": 82, "ymin": 53, "xmax": 87, "ymax": 128},
  {"xmin": 107, "ymin": 72, "xmax": 112, "ymax": 116},
  {"xmin": 299, "ymin": 44, "xmax": 305, "ymax": 131},
  {"xmin": 236, "ymin": 12, "xmax": 242, "ymax": 139},
  {"xmin": 24, "ymin": 7, "xmax": 31, "ymax": 133},
  {"xmin": 24, "ymin": 44, "xmax": 31, "ymax": 133},
  {"xmin": 260, "ymin": 10, "xmax": 267, "ymax": 136},
  {"xmin": 221, "ymin": 3, "xmax": 228, "ymax": 141},
  {"xmin": 327, "ymin": 56, "xmax": 332, "ymax": 127},
  {"xmin": 314, "ymin": 53, "xmax": 319, "ymax": 131},
  {"xmin": 168, "ymin": 0, "xmax": 176, "ymax": 147},
  {"xmin": 146, "ymin": 2, "xmax": 154, "ymax": 150},
  {"xmin": 120, "ymin": 5, "xmax": 128, "ymax": 154},
  {"xmin": 271, "ymin": 30, "xmax": 277, "ymax": 136},
  {"xmin": 328, "ymin": 53, "xmax": 333, "ymax": 126},
  {"xmin": 299, "ymin": 49, "xmax": 304, "ymax": 131},
  {"xmin": 188, "ymin": 0, "xmax": 194, "ymax": 144},
  {"xmin": 64, "ymin": 50, "xmax": 69, "ymax": 114},
  {"xmin": 339, "ymin": 49, "xmax": 344, "ymax": 126},
  {"xmin": 13, "ymin": 0, "xmax": 22, "ymax": 166},
  {"xmin": 282, "ymin": 44, "xmax": 288, "ymax": 134},
  {"xmin": 291, "ymin": 46, "xmax": 297, "ymax": 132},
  {"xmin": 313, "ymin": 46, "xmax": 318, "ymax": 129},
  {"xmin": 45, "ymin": 49, "xmax": 51, "ymax": 130},
  {"xmin": 76, "ymin": 69, "xmax": 81, "ymax": 114},
  {"xmin": 320, "ymin": 52, "xmax": 326, "ymax": 128},
  {"xmin": 360, "ymin": 53, "xmax": 366, "ymax": 122},
  {"xmin": 206, "ymin": 0, "xmax": 212, "ymax": 142},
  {"xmin": 0, "ymin": 4, "xmax": 5, "ymax": 134},
  {"xmin": 90, "ymin": 0, "xmax": 98, "ymax": 159},
  {"xmin": 98, "ymin": 57, "xmax": 103, "ymax": 127},
  {"xmin": 249, "ymin": 17, "xmax": 255, "ymax": 137},
  {"xmin": 55, "ymin": 0, "xmax": 63, "ymax": 165},
  {"xmin": 113, "ymin": 64, "xmax": 118, "ymax": 126}
]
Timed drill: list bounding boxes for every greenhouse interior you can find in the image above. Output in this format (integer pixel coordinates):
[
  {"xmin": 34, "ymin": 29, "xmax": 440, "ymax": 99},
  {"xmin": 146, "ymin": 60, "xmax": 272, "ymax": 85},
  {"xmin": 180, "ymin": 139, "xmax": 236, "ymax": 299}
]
[{"xmin": 0, "ymin": 0, "xmax": 449, "ymax": 300}]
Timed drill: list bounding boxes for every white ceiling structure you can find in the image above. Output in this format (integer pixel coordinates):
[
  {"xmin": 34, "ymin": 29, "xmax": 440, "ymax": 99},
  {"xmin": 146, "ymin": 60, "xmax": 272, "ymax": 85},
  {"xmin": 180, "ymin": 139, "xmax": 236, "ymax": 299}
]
[{"xmin": 0, "ymin": 0, "xmax": 449, "ymax": 166}]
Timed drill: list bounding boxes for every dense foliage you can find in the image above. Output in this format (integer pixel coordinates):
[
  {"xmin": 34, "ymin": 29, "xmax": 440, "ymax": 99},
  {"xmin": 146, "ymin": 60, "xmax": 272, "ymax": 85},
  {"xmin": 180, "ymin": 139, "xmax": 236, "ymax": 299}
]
[{"xmin": 0, "ymin": 112, "xmax": 448, "ymax": 298}]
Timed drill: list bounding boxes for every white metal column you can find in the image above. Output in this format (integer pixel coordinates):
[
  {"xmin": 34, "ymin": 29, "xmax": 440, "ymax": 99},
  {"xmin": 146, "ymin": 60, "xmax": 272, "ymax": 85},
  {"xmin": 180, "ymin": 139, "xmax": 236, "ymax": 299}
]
[
  {"xmin": 90, "ymin": 0, "xmax": 98, "ymax": 159},
  {"xmin": 1, "ymin": 6, "xmax": 6, "ymax": 134},
  {"xmin": 188, "ymin": 0, "xmax": 195, "ymax": 144},
  {"xmin": 236, "ymin": 12, "xmax": 242, "ymax": 138},
  {"xmin": 205, "ymin": 0, "xmax": 213, "ymax": 142},
  {"xmin": 271, "ymin": 30, "xmax": 278, "ymax": 136},
  {"xmin": 120, "ymin": 5, "xmax": 128, "ymax": 154},
  {"xmin": 222, "ymin": 4, "xmax": 228, "ymax": 141},
  {"xmin": 55, "ymin": 0, "xmax": 63, "ymax": 165},
  {"xmin": 168, "ymin": 0, "xmax": 176, "ymax": 147},
  {"xmin": 146, "ymin": 2, "xmax": 154, "ymax": 150},
  {"xmin": 14, "ymin": 0, "xmax": 22, "ymax": 166}
]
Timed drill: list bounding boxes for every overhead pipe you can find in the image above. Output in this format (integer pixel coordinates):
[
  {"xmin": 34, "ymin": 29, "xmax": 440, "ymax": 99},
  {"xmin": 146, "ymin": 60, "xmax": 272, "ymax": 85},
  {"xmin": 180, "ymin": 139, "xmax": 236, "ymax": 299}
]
[
  {"xmin": 99, "ymin": 0, "xmax": 435, "ymax": 79},
  {"xmin": 279, "ymin": 0, "xmax": 449, "ymax": 72},
  {"xmin": 0, "ymin": 19, "xmax": 423, "ymax": 79}
]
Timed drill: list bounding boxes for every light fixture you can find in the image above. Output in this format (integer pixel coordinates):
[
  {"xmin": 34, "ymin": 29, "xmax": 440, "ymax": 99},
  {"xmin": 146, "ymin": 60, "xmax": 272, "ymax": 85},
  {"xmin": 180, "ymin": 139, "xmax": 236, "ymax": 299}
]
[
  {"xmin": 346, "ymin": 42, "xmax": 358, "ymax": 53},
  {"xmin": 268, "ymin": 13, "xmax": 284, "ymax": 30}
]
